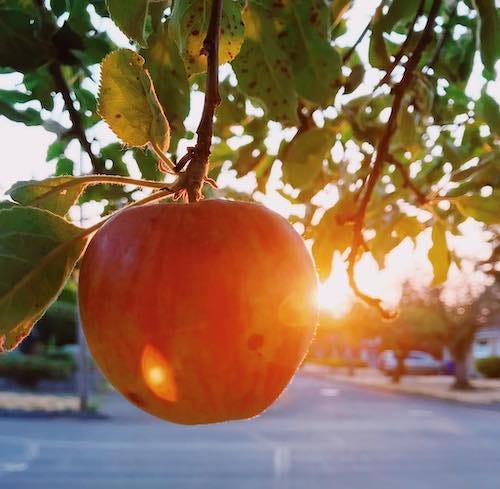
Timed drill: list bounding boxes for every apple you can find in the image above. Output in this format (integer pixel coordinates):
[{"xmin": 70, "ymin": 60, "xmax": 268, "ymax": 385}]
[{"xmin": 79, "ymin": 199, "xmax": 318, "ymax": 424}]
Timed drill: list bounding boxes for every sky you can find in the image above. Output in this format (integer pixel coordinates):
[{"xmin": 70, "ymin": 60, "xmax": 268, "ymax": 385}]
[{"xmin": 0, "ymin": 0, "xmax": 497, "ymax": 313}]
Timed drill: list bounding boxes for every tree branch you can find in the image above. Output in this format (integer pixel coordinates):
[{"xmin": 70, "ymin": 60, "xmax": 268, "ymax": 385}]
[
  {"xmin": 375, "ymin": 0, "xmax": 426, "ymax": 89},
  {"xmin": 48, "ymin": 63, "xmax": 104, "ymax": 173},
  {"xmin": 346, "ymin": 0, "xmax": 442, "ymax": 316},
  {"xmin": 388, "ymin": 155, "xmax": 428, "ymax": 205},
  {"xmin": 174, "ymin": 0, "xmax": 223, "ymax": 202},
  {"xmin": 342, "ymin": 18, "xmax": 372, "ymax": 65}
]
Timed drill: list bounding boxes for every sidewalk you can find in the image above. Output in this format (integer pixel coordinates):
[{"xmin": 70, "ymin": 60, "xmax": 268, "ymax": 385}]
[
  {"xmin": 0, "ymin": 391, "xmax": 79, "ymax": 413},
  {"xmin": 303, "ymin": 364, "xmax": 500, "ymax": 406}
]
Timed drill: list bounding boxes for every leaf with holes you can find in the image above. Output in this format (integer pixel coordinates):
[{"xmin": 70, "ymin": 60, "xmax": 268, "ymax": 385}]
[
  {"xmin": 106, "ymin": 0, "xmax": 149, "ymax": 47},
  {"xmin": 170, "ymin": 0, "xmax": 244, "ymax": 76},
  {"xmin": 282, "ymin": 127, "xmax": 334, "ymax": 190},
  {"xmin": 232, "ymin": 1, "xmax": 298, "ymax": 123},
  {"xmin": 7, "ymin": 177, "xmax": 85, "ymax": 216},
  {"xmin": 98, "ymin": 49, "xmax": 170, "ymax": 153},
  {"xmin": 272, "ymin": 0, "xmax": 341, "ymax": 107},
  {"xmin": 428, "ymin": 221, "xmax": 450, "ymax": 285},
  {"xmin": 0, "ymin": 207, "xmax": 90, "ymax": 351}
]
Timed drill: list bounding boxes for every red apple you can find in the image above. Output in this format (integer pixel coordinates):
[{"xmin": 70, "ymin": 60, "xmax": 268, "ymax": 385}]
[{"xmin": 79, "ymin": 199, "xmax": 318, "ymax": 424}]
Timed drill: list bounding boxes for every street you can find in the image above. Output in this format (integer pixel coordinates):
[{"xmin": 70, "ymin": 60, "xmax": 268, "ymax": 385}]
[{"xmin": 1, "ymin": 368, "xmax": 499, "ymax": 489}]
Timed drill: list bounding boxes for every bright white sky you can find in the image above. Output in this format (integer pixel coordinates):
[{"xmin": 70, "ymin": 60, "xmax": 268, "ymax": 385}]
[{"xmin": 0, "ymin": 0, "xmax": 497, "ymax": 313}]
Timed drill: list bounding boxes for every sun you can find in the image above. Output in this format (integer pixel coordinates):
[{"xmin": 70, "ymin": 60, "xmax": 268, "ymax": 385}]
[{"xmin": 317, "ymin": 255, "xmax": 353, "ymax": 317}]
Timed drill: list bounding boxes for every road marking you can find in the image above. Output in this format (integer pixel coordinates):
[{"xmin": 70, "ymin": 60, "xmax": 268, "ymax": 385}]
[
  {"xmin": 0, "ymin": 438, "xmax": 39, "ymax": 479},
  {"xmin": 273, "ymin": 445, "xmax": 291, "ymax": 479},
  {"xmin": 408, "ymin": 409, "xmax": 433, "ymax": 417},
  {"xmin": 320, "ymin": 388, "xmax": 339, "ymax": 397}
]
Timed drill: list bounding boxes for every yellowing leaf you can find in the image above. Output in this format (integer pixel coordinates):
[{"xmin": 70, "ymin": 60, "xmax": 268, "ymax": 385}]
[
  {"xmin": 312, "ymin": 207, "xmax": 353, "ymax": 281},
  {"xmin": 170, "ymin": 0, "xmax": 245, "ymax": 76},
  {"xmin": 98, "ymin": 49, "xmax": 170, "ymax": 152},
  {"xmin": 428, "ymin": 221, "xmax": 450, "ymax": 285}
]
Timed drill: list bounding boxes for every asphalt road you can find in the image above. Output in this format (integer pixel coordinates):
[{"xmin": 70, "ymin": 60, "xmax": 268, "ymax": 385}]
[{"xmin": 1, "ymin": 368, "xmax": 500, "ymax": 489}]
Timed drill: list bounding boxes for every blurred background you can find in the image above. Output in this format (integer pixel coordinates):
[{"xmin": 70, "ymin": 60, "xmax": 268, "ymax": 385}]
[{"xmin": 1, "ymin": 0, "xmax": 500, "ymax": 487}]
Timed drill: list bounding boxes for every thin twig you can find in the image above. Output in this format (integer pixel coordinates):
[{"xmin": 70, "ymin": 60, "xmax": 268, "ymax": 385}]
[
  {"xmin": 174, "ymin": 0, "xmax": 223, "ymax": 202},
  {"xmin": 375, "ymin": 0, "xmax": 426, "ymax": 89},
  {"xmin": 34, "ymin": 0, "xmax": 104, "ymax": 173},
  {"xmin": 342, "ymin": 18, "xmax": 372, "ymax": 64},
  {"xmin": 388, "ymin": 155, "xmax": 428, "ymax": 205},
  {"xmin": 48, "ymin": 62, "xmax": 104, "ymax": 174},
  {"xmin": 346, "ymin": 0, "xmax": 442, "ymax": 316}
]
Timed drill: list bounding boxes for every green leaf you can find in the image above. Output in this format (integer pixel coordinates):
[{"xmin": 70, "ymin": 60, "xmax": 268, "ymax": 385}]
[
  {"xmin": 0, "ymin": 207, "xmax": 89, "ymax": 351},
  {"xmin": 282, "ymin": 127, "xmax": 333, "ymax": 190},
  {"xmin": 455, "ymin": 192, "xmax": 500, "ymax": 225},
  {"xmin": 56, "ymin": 158, "xmax": 75, "ymax": 176},
  {"xmin": 133, "ymin": 148, "xmax": 163, "ymax": 181},
  {"xmin": 7, "ymin": 177, "xmax": 85, "ymax": 216},
  {"xmin": 68, "ymin": 0, "xmax": 93, "ymax": 35},
  {"xmin": 144, "ymin": 21, "xmax": 190, "ymax": 147},
  {"xmin": 378, "ymin": 0, "xmax": 420, "ymax": 33},
  {"xmin": 428, "ymin": 221, "xmax": 450, "ymax": 285},
  {"xmin": 232, "ymin": 1, "xmax": 298, "ymax": 123},
  {"xmin": 476, "ymin": 91, "xmax": 500, "ymax": 135},
  {"xmin": 392, "ymin": 105, "xmax": 419, "ymax": 149},
  {"xmin": 170, "ymin": 0, "xmax": 245, "ymax": 76},
  {"xmin": 272, "ymin": 1, "xmax": 342, "ymax": 106},
  {"xmin": 0, "ymin": 101, "xmax": 43, "ymax": 126},
  {"xmin": 344, "ymin": 64, "xmax": 365, "ymax": 94},
  {"xmin": 0, "ymin": 89, "xmax": 32, "ymax": 104},
  {"xmin": 24, "ymin": 66, "xmax": 55, "ymax": 111},
  {"xmin": 0, "ymin": 9, "xmax": 51, "ymax": 72},
  {"xmin": 106, "ymin": 0, "xmax": 149, "ymax": 47},
  {"xmin": 98, "ymin": 49, "xmax": 170, "ymax": 152},
  {"xmin": 46, "ymin": 139, "xmax": 69, "ymax": 161},
  {"xmin": 472, "ymin": 0, "xmax": 500, "ymax": 80},
  {"xmin": 368, "ymin": 4, "xmax": 391, "ymax": 70}
]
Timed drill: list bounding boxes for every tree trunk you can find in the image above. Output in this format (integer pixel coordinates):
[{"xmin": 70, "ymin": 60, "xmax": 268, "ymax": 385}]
[
  {"xmin": 345, "ymin": 347, "xmax": 355, "ymax": 377},
  {"xmin": 452, "ymin": 355, "xmax": 471, "ymax": 390},
  {"xmin": 391, "ymin": 352, "xmax": 406, "ymax": 384},
  {"xmin": 450, "ymin": 338, "xmax": 474, "ymax": 391}
]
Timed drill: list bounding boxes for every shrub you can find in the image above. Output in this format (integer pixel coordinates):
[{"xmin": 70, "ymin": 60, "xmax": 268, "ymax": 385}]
[
  {"xmin": 476, "ymin": 357, "xmax": 500, "ymax": 379},
  {"xmin": 0, "ymin": 353, "xmax": 75, "ymax": 387}
]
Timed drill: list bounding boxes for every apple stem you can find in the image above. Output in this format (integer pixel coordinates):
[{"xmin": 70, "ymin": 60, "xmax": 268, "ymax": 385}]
[{"xmin": 174, "ymin": 0, "xmax": 223, "ymax": 203}]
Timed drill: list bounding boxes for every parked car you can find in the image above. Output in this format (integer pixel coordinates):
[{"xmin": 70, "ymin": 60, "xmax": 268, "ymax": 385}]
[{"xmin": 377, "ymin": 350, "xmax": 442, "ymax": 375}]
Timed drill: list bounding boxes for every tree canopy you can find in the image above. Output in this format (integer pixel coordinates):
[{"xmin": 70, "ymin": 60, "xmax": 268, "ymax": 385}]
[{"xmin": 0, "ymin": 0, "xmax": 499, "ymax": 350}]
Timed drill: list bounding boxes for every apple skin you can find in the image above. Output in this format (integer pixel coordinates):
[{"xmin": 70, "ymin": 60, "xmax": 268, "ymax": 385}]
[{"xmin": 79, "ymin": 199, "xmax": 318, "ymax": 424}]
